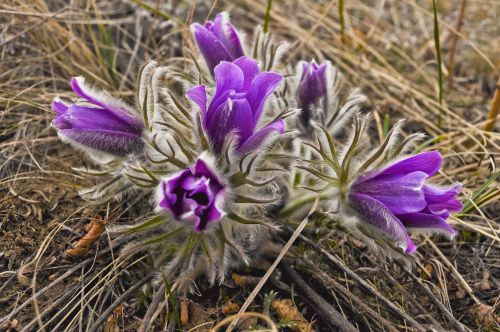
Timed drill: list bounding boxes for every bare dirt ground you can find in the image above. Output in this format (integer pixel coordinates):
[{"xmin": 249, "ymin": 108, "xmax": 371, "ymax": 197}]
[{"xmin": 0, "ymin": 0, "xmax": 499, "ymax": 331}]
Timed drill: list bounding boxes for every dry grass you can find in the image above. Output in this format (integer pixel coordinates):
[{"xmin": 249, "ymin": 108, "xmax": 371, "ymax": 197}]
[{"xmin": 0, "ymin": 0, "xmax": 499, "ymax": 331}]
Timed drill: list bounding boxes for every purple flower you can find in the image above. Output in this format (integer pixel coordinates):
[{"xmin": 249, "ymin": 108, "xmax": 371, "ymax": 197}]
[
  {"xmin": 297, "ymin": 61, "xmax": 328, "ymax": 111},
  {"xmin": 159, "ymin": 158, "xmax": 226, "ymax": 232},
  {"xmin": 297, "ymin": 61, "xmax": 328, "ymax": 124},
  {"xmin": 51, "ymin": 77, "xmax": 144, "ymax": 157},
  {"xmin": 191, "ymin": 12, "xmax": 245, "ymax": 74},
  {"xmin": 186, "ymin": 56, "xmax": 284, "ymax": 154},
  {"xmin": 348, "ymin": 151, "xmax": 462, "ymax": 253}
]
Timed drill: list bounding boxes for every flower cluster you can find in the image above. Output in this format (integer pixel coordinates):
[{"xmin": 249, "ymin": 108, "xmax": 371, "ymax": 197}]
[{"xmin": 50, "ymin": 11, "xmax": 462, "ymax": 290}]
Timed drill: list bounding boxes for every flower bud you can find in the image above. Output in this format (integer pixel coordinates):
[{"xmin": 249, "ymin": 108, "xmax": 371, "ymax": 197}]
[
  {"xmin": 191, "ymin": 12, "xmax": 245, "ymax": 74},
  {"xmin": 51, "ymin": 77, "xmax": 144, "ymax": 159}
]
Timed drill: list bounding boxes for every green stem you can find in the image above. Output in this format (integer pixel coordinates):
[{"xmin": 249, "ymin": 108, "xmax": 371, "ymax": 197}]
[
  {"xmin": 279, "ymin": 193, "xmax": 331, "ymax": 218},
  {"xmin": 338, "ymin": 0, "xmax": 345, "ymax": 44},
  {"xmin": 263, "ymin": 0, "xmax": 273, "ymax": 33}
]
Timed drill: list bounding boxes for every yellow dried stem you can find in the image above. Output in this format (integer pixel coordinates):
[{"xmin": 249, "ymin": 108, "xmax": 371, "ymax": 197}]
[
  {"xmin": 181, "ymin": 299, "xmax": 189, "ymax": 327},
  {"xmin": 484, "ymin": 76, "xmax": 500, "ymax": 131}
]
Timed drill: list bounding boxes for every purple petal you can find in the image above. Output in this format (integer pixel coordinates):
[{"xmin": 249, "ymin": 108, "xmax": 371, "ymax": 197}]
[
  {"xmin": 397, "ymin": 212, "xmax": 457, "ymax": 237},
  {"xmin": 233, "ymin": 56, "xmax": 260, "ymax": 91},
  {"xmin": 186, "ymin": 85, "xmax": 207, "ymax": 114},
  {"xmin": 351, "ymin": 171, "xmax": 428, "ymax": 214},
  {"xmin": 237, "ymin": 119, "xmax": 285, "ymax": 154},
  {"xmin": 227, "ymin": 98, "xmax": 254, "ymax": 144},
  {"xmin": 158, "ymin": 159, "xmax": 226, "ymax": 233},
  {"xmin": 212, "ymin": 12, "xmax": 244, "ymax": 58},
  {"xmin": 214, "ymin": 61, "xmax": 245, "ymax": 95},
  {"xmin": 64, "ymin": 104, "xmax": 141, "ymax": 134},
  {"xmin": 181, "ymin": 175, "xmax": 204, "ymax": 191},
  {"xmin": 192, "ymin": 23, "xmax": 233, "ymax": 73},
  {"xmin": 424, "ymin": 184, "xmax": 462, "ymax": 215},
  {"xmin": 59, "ymin": 128, "xmax": 143, "ymax": 156},
  {"xmin": 194, "ymin": 159, "xmax": 218, "ymax": 181},
  {"xmin": 52, "ymin": 99, "xmax": 68, "ymax": 116},
  {"xmin": 52, "ymin": 114, "xmax": 72, "ymax": 130},
  {"xmin": 245, "ymin": 72, "xmax": 283, "ymax": 123},
  {"xmin": 205, "ymin": 89, "xmax": 234, "ymax": 130},
  {"xmin": 205, "ymin": 98, "xmax": 253, "ymax": 152},
  {"xmin": 349, "ymin": 192, "xmax": 416, "ymax": 253},
  {"xmin": 70, "ymin": 77, "xmax": 143, "ymax": 130},
  {"xmin": 359, "ymin": 151, "xmax": 443, "ymax": 185},
  {"xmin": 70, "ymin": 77, "xmax": 104, "ymax": 108},
  {"xmin": 381, "ymin": 151, "xmax": 442, "ymax": 178},
  {"xmin": 189, "ymin": 180, "xmax": 213, "ymax": 206}
]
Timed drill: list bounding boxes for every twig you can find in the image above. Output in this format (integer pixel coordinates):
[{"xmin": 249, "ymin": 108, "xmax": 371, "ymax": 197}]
[
  {"xmin": 446, "ymin": 0, "xmax": 467, "ymax": 90},
  {"xmin": 432, "ymin": 0, "xmax": 444, "ymax": 127},
  {"xmin": 20, "ymin": 286, "xmax": 79, "ymax": 332},
  {"xmin": 293, "ymin": 232, "xmax": 427, "ymax": 332},
  {"xmin": 381, "ymin": 269, "xmax": 444, "ymax": 330},
  {"xmin": 138, "ymin": 282, "xmax": 167, "ymax": 332},
  {"xmin": 281, "ymin": 264, "xmax": 358, "ymax": 332},
  {"xmin": 88, "ymin": 273, "xmax": 154, "ymax": 332},
  {"xmin": 226, "ymin": 198, "xmax": 319, "ymax": 332},
  {"xmin": 426, "ymin": 240, "xmax": 480, "ymax": 304},
  {"xmin": 300, "ymin": 257, "xmax": 399, "ymax": 332},
  {"xmin": 129, "ymin": 0, "xmax": 172, "ymax": 21},
  {"xmin": 1, "ymin": 253, "xmax": 105, "ymax": 325},
  {"xmin": 485, "ymin": 76, "xmax": 500, "ymax": 132},
  {"xmin": 400, "ymin": 264, "xmax": 470, "ymax": 332}
]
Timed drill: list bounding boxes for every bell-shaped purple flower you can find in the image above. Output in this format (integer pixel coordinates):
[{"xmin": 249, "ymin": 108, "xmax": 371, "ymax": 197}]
[
  {"xmin": 297, "ymin": 60, "xmax": 328, "ymax": 124},
  {"xmin": 348, "ymin": 151, "xmax": 462, "ymax": 253},
  {"xmin": 186, "ymin": 56, "xmax": 284, "ymax": 154},
  {"xmin": 159, "ymin": 158, "xmax": 226, "ymax": 232},
  {"xmin": 191, "ymin": 12, "xmax": 245, "ymax": 74},
  {"xmin": 51, "ymin": 77, "xmax": 144, "ymax": 157}
]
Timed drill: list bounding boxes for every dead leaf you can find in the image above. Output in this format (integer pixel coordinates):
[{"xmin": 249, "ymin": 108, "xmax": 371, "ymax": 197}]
[
  {"xmin": 186, "ymin": 301, "xmax": 212, "ymax": 331},
  {"xmin": 181, "ymin": 298, "xmax": 189, "ymax": 327},
  {"xmin": 221, "ymin": 301, "xmax": 240, "ymax": 315},
  {"xmin": 1, "ymin": 318, "xmax": 19, "ymax": 332},
  {"xmin": 104, "ymin": 304, "xmax": 124, "ymax": 332},
  {"xmin": 65, "ymin": 216, "xmax": 106, "ymax": 257},
  {"xmin": 470, "ymin": 303, "xmax": 500, "ymax": 328},
  {"xmin": 481, "ymin": 270, "xmax": 491, "ymax": 291},
  {"xmin": 272, "ymin": 299, "xmax": 315, "ymax": 332}
]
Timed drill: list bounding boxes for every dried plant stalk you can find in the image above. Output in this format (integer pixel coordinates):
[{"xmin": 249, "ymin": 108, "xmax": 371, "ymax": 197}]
[{"xmin": 485, "ymin": 76, "xmax": 500, "ymax": 131}]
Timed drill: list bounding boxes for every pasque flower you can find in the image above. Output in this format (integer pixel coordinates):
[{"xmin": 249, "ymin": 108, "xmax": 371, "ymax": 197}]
[
  {"xmin": 186, "ymin": 56, "xmax": 284, "ymax": 154},
  {"xmin": 348, "ymin": 151, "xmax": 462, "ymax": 253},
  {"xmin": 191, "ymin": 12, "xmax": 245, "ymax": 74},
  {"xmin": 158, "ymin": 158, "xmax": 226, "ymax": 232},
  {"xmin": 297, "ymin": 60, "xmax": 328, "ymax": 122},
  {"xmin": 51, "ymin": 77, "xmax": 144, "ymax": 158}
]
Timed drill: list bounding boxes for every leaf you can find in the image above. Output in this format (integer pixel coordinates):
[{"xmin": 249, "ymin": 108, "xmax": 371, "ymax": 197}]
[
  {"xmin": 461, "ymin": 171, "xmax": 500, "ymax": 214},
  {"xmin": 120, "ymin": 215, "xmax": 168, "ymax": 235}
]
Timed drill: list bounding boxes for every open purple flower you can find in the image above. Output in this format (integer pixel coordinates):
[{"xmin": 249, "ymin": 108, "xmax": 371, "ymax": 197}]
[
  {"xmin": 159, "ymin": 158, "xmax": 226, "ymax": 232},
  {"xmin": 51, "ymin": 77, "xmax": 144, "ymax": 157},
  {"xmin": 297, "ymin": 61, "xmax": 328, "ymax": 119},
  {"xmin": 186, "ymin": 56, "xmax": 284, "ymax": 154},
  {"xmin": 191, "ymin": 12, "xmax": 245, "ymax": 74},
  {"xmin": 348, "ymin": 151, "xmax": 462, "ymax": 253}
]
